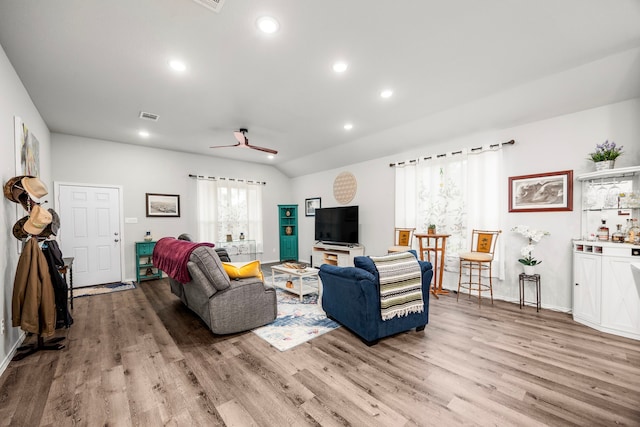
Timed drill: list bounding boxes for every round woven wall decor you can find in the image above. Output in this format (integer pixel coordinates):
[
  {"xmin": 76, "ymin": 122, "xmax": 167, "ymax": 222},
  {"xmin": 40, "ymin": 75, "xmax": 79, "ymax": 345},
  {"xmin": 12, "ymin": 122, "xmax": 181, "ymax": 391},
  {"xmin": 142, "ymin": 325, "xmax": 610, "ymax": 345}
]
[{"xmin": 333, "ymin": 171, "xmax": 357, "ymax": 204}]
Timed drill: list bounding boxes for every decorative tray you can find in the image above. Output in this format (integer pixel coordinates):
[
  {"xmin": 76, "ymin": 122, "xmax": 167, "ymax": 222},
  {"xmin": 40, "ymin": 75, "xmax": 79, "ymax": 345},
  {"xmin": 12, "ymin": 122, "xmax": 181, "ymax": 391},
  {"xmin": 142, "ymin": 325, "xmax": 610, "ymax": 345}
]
[{"xmin": 281, "ymin": 262, "xmax": 308, "ymax": 270}]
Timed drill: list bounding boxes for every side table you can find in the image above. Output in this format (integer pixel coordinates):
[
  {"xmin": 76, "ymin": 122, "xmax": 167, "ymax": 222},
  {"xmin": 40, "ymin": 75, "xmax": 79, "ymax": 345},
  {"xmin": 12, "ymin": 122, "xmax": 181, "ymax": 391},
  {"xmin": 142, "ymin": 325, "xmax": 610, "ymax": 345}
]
[
  {"xmin": 415, "ymin": 233, "xmax": 450, "ymax": 299},
  {"xmin": 59, "ymin": 257, "xmax": 74, "ymax": 309},
  {"xmin": 519, "ymin": 273, "xmax": 541, "ymax": 312}
]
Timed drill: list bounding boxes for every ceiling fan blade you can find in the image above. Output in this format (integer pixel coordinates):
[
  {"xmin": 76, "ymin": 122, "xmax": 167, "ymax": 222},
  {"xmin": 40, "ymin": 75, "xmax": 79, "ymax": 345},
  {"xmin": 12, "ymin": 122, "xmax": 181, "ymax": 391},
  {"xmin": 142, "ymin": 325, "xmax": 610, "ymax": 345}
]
[
  {"xmin": 210, "ymin": 142, "xmax": 241, "ymax": 149},
  {"xmin": 247, "ymin": 144, "xmax": 278, "ymax": 155},
  {"xmin": 233, "ymin": 130, "xmax": 246, "ymax": 144},
  {"xmin": 211, "ymin": 128, "xmax": 276, "ymax": 154}
]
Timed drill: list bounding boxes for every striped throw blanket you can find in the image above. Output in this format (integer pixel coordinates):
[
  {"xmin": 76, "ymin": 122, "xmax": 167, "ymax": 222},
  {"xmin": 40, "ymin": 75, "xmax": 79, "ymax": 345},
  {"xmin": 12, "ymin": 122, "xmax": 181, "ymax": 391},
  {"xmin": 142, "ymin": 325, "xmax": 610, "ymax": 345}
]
[{"xmin": 370, "ymin": 252, "xmax": 424, "ymax": 321}]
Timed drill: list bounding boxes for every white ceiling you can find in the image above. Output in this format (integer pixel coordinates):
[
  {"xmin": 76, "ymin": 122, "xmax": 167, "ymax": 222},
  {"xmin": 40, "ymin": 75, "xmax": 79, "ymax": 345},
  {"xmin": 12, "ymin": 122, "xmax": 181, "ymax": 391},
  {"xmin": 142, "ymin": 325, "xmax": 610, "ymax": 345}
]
[{"xmin": 1, "ymin": 0, "xmax": 639, "ymax": 177}]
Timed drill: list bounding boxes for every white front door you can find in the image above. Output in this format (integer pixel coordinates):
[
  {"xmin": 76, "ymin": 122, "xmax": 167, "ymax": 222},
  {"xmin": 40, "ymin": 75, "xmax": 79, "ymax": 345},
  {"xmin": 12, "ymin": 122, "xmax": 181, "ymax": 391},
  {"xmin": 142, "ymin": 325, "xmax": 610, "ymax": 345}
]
[{"xmin": 57, "ymin": 184, "xmax": 122, "ymax": 287}]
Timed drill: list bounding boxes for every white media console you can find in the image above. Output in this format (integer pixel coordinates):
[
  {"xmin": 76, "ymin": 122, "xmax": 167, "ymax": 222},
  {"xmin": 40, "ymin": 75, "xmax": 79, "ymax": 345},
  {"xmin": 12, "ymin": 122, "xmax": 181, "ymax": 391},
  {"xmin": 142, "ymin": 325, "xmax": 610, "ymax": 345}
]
[{"xmin": 311, "ymin": 242, "xmax": 364, "ymax": 267}]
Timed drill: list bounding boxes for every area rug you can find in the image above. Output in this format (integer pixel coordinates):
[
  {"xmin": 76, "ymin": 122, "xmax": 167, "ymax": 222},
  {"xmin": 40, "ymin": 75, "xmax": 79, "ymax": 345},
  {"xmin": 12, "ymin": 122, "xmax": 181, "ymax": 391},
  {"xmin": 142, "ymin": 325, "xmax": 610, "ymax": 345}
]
[
  {"xmin": 73, "ymin": 281, "xmax": 136, "ymax": 298},
  {"xmin": 253, "ymin": 277, "xmax": 339, "ymax": 351}
]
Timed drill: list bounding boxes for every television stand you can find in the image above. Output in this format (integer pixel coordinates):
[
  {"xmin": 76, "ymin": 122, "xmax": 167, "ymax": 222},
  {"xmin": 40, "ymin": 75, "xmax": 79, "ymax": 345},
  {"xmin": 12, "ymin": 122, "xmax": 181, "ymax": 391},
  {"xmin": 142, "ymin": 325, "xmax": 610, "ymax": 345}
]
[{"xmin": 312, "ymin": 242, "xmax": 364, "ymax": 267}]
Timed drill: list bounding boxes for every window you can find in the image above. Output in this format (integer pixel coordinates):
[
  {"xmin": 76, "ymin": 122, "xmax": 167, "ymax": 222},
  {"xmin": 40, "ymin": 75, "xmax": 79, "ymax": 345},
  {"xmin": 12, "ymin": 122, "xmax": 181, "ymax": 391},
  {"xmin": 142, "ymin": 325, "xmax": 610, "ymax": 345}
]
[
  {"xmin": 394, "ymin": 145, "xmax": 504, "ymax": 277},
  {"xmin": 196, "ymin": 178, "xmax": 263, "ymax": 252}
]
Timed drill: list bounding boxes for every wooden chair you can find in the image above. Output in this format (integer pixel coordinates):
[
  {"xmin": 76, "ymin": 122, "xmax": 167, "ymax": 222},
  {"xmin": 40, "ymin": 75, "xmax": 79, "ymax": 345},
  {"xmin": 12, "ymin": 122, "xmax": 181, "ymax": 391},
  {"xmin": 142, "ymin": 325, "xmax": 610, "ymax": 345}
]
[
  {"xmin": 388, "ymin": 227, "xmax": 415, "ymax": 253},
  {"xmin": 457, "ymin": 229, "xmax": 501, "ymax": 306}
]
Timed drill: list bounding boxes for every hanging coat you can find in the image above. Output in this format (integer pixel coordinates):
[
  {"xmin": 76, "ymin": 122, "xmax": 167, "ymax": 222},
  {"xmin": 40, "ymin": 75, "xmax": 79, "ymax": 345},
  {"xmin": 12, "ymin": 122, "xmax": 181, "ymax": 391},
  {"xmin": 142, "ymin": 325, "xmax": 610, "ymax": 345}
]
[
  {"xmin": 12, "ymin": 238, "xmax": 56, "ymax": 337},
  {"xmin": 42, "ymin": 241, "xmax": 73, "ymax": 328}
]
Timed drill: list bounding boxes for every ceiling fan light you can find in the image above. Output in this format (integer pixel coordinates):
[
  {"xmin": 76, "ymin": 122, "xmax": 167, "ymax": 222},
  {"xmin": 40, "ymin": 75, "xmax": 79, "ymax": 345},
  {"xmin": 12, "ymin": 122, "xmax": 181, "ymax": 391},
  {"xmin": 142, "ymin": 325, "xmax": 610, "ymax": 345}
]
[{"xmin": 257, "ymin": 16, "xmax": 279, "ymax": 34}]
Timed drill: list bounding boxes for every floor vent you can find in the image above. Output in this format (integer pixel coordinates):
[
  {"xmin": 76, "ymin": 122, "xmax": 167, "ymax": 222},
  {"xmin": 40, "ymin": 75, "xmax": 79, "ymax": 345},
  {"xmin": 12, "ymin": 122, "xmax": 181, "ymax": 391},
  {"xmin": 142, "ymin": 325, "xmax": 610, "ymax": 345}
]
[
  {"xmin": 139, "ymin": 111, "xmax": 159, "ymax": 121},
  {"xmin": 192, "ymin": 0, "xmax": 226, "ymax": 13}
]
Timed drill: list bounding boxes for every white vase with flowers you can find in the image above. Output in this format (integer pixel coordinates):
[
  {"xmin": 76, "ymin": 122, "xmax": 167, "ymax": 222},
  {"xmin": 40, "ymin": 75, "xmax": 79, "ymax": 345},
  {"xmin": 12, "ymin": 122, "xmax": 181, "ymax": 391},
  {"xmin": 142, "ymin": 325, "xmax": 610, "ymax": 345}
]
[{"xmin": 511, "ymin": 225, "xmax": 550, "ymax": 275}]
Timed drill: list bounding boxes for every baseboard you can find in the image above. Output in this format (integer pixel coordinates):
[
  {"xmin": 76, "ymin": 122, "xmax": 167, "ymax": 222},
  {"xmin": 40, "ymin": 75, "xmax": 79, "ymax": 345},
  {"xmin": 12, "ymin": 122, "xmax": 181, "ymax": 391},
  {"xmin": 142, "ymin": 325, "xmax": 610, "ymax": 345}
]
[
  {"xmin": 442, "ymin": 286, "xmax": 571, "ymax": 313},
  {"xmin": 0, "ymin": 331, "xmax": 26, "ymax": 378}
]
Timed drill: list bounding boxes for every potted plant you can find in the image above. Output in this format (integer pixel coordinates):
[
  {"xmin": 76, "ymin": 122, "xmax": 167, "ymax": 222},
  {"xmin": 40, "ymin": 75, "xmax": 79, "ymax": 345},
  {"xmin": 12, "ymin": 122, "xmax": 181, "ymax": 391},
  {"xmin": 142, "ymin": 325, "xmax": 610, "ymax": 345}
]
[
  {"xmin": 427, "ymin": 224, "xmax": 436, "ymax": 234},
  {"xmin": 511, "ymin": 225, "xmax": 550, "ymax": 275},
  {"xmin": 589, "ymin": 140, "xmax": 623, "ymax": 171}
]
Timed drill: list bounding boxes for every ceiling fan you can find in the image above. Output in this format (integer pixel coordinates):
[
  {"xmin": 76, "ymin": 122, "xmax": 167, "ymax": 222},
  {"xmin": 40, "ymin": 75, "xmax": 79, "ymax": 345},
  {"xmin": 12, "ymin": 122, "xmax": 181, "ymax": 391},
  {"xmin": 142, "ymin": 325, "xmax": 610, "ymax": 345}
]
[{"xmin": 210, "ymin": 128, "xmax": 278, "ymax": 155}]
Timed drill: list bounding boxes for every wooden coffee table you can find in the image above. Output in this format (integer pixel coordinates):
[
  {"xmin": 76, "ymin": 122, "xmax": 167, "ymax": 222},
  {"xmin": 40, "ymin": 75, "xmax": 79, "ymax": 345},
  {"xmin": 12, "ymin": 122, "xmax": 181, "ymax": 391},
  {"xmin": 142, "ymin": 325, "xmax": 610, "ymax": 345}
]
[{"xmin": 271, "ymin": 264, "xmax": 321, "ymax": 302}]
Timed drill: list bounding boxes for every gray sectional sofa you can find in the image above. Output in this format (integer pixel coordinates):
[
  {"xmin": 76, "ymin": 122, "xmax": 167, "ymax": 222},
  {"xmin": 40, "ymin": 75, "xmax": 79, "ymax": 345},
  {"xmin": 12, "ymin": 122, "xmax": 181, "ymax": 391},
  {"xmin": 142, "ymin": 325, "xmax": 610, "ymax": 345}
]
[{"xmin": 168, "ymin": 246, "xmax": 277, "ymax": 335}]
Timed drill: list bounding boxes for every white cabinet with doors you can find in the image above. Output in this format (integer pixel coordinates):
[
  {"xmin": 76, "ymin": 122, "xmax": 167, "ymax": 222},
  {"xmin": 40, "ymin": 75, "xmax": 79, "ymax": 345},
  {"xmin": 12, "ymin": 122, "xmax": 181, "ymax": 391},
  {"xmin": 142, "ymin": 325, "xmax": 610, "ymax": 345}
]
[
  {"xmin": 601, "ymin": 254, "xmax": 639, "ymax": 337},
  {"xmin": 573, "ymin": 166, "xmax": 640, "ymax": 340},
  {"xmin": 573, "ymin": 242, "xmax": 640, "ymax": 340},
  {"xmin": 572, "ymin": 249, "xmax": 601, "ymax": 325}
]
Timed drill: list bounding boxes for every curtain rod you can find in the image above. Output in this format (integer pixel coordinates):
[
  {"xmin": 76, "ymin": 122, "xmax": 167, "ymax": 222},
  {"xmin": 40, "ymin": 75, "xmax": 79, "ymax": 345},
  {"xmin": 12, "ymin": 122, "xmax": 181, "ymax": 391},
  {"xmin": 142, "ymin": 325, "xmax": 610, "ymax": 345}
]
[
  {"xmin": 188, "ymin": 174, "xmax": 266, "ymax": 185},
  {"xmin": 389, "ymin": 139, "xmax": 515, "ymax": 167}
]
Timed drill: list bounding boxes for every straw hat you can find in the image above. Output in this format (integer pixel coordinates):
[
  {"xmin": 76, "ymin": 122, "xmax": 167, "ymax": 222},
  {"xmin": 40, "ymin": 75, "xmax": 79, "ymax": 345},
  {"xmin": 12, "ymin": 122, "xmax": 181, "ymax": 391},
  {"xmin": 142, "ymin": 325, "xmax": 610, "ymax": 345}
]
[
  {"xmin": 21, "ymin": 177, "xmax": 48, "ymax": 200},
  {"xmin": 23, "ymin": 205, "xmax": 52, "ymax": 235}
]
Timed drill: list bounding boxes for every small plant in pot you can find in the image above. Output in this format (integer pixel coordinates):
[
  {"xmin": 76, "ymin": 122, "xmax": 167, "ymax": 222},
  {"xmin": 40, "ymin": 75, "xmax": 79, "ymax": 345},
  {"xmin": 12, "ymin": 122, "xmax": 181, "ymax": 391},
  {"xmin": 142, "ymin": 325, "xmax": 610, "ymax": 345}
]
[
  {"xmin": 511, "ymin": 225, "xmax": 550, "ymax": 275},
  {"xmin": 428, "ymin": 224, "xmax": 436, "ymax": 234},
  {"xmin": 589, "ymin": 140, "xmax": 623, "ymax": 170}
]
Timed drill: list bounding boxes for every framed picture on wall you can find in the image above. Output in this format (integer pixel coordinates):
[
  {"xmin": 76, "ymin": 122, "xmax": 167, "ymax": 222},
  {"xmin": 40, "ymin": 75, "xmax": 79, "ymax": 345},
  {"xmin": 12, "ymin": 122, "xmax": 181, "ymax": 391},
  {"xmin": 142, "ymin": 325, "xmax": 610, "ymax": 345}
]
[
  {"xmin": 146, "ymin": 193, "xmax": 180, "ymax": 217},
  {"xmin": 305, "ymin": 197, "xmax": 321, "ymax": 216},
  {"xmin": 508, "ymin": 170, "xmax": 573, "ymax": 212}
]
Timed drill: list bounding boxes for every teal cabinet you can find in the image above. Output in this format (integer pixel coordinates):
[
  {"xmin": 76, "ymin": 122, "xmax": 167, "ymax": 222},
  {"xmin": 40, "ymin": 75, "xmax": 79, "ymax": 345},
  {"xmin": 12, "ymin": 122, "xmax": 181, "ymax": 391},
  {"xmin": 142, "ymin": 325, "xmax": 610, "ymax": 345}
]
[
  {"xmin": 136, "ymin": 241, "xmax": 163, "ymax": 282},
  {"xmin": 278, "ymin": 205, "xmax": 298, "ymax": 261}
]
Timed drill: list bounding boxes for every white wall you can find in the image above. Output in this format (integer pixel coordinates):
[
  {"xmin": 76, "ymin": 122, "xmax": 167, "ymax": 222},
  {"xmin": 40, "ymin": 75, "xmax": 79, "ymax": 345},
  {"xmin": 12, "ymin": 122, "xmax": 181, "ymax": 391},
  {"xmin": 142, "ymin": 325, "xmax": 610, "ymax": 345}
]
[
  {"xmin": 0, "ymin": 45, "xmax": 51, "ymax": 370},
  {"xmin": 51, "ymin": 134, "xmax": 293, "ymax": 280},
  {"xmin": 292, "ymin": 98, "xmax": 640, "ymax": 312}
]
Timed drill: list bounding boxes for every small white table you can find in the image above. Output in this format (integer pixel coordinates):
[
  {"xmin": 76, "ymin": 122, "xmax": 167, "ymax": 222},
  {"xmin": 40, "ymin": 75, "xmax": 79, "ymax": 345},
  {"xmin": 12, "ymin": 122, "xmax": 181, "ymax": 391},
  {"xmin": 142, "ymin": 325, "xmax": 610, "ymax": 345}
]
[{"xmin": 271, "ymin": 264, "xmax": 321, "ymax": 302}]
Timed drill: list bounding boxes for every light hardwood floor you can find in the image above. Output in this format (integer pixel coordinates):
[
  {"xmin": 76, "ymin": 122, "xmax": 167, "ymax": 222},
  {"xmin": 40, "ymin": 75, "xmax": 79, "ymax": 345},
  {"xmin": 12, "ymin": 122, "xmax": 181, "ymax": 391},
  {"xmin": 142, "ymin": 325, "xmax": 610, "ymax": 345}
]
[{"xmin": 1, "ymin": 278, "xmax": 639, "ymax": 426}]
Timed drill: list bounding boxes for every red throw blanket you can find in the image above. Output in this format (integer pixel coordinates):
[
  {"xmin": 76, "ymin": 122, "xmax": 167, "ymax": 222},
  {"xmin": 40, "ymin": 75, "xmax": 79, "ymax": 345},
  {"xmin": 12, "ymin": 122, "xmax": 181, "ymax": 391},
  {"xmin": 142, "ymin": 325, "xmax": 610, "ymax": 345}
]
[{"xmin": 152, "ymin": 237, "xmax": 215, "ymax": 283}]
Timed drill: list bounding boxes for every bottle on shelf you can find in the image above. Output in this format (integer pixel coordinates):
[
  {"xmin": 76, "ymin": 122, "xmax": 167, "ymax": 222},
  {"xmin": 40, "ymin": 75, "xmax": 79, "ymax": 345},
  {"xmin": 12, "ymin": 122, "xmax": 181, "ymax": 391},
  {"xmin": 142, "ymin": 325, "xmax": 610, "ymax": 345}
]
[
  {"xmin": 611, "ymin": 224, "xmax": 625, "ymax": 243},
  {"xmin": 597, "ymin": 220, "xmax": 609, "ymax": 241},
  {"xmin": 628, "ymin": 218, "xmax": 640, "ymax": 244},
  {"xmin": 623, "ymin": 218, "xmax": 632, "ymax": 241}
]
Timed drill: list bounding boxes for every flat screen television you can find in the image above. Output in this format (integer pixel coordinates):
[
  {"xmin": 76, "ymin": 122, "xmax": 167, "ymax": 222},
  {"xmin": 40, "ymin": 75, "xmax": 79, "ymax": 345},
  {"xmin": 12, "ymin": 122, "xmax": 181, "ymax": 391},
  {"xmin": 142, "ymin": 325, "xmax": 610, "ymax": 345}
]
[{"xmin": 314, "ymin": 206, "xmax": 359, "ymax": 245}]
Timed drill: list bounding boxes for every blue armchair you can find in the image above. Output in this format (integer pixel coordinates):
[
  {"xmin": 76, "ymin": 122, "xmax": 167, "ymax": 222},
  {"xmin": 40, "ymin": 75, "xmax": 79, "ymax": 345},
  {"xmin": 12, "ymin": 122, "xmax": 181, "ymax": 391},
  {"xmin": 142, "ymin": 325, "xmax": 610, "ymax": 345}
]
[{"xmin": 319, "ymin": 250, "xmax": 432, "ymax": 345}]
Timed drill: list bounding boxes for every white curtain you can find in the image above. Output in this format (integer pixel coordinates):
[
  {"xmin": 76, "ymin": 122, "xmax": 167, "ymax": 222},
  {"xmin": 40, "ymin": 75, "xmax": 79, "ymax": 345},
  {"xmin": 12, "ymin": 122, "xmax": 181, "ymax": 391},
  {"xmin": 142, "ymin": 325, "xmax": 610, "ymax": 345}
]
[
  {"xmin": 394, "ymin": 145, "xmax": 504, "ymax": 278},
  {"xmin": 196, "ymin": 178, "xmax": 264, "ymax": 253}
]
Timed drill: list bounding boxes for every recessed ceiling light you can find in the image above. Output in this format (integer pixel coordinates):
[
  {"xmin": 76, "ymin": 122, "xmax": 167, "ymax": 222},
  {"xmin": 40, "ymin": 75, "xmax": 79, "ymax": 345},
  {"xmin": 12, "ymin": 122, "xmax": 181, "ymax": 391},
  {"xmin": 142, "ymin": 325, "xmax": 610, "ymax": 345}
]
[
  {"xmin": 169, "ymin": 60, "xmax": 187, "ymax": 72},
  {"xmin": 257, "ymin": 16, "xmax": 279, "ymax": 34},
  {"xmin": 138, "ymin": 130, "xmax": 149, "ymax": 138},
  {"xmin": 268, "ymin": 154, "xmax": 275, "ymax": 160},
  {"xmin": 343, "ymin": 123, "xmax": 353, "ymax": 130},
  {"xmin": 333, "ymin": 62, "xmax": 348, "ymax": 73},
  {"xmin": 380, "ymin": 89, "xmax": 393, "ymax": 99}
]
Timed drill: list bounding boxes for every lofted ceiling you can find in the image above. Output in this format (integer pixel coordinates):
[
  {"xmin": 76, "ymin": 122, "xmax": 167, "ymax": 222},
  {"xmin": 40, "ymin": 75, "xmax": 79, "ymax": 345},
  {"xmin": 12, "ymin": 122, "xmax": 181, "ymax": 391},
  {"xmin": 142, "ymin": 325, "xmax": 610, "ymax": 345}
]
[{"xmin": 1, "ymin": 0, "xmax": 639, "ymax": 177}]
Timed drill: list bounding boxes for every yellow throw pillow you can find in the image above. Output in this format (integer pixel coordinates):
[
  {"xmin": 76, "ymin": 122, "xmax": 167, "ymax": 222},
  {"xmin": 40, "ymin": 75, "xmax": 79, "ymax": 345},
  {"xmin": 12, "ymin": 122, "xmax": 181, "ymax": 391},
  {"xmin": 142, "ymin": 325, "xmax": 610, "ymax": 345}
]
[{"xmin": 222, "ymin": 260, "xmax": 264, "ymax": 281}]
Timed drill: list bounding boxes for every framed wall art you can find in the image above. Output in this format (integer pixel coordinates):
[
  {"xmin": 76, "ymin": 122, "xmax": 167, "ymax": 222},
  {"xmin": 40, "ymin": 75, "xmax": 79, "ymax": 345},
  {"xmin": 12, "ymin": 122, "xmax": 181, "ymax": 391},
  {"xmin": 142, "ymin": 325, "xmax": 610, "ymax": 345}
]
[
  {"xmin": 146, "ymin": 193, "xmax": 180, "ymax": 217},
  {"xmin": 14, "ymin": 116, "xmax": 40, "ymax": 178},
  {"xmin": 508, "ymin": 170, "xmax": 573, "ymax": 212},
  {"xmin": 305, "ymin": 197, "xmax": 321, "ymax": 216}
]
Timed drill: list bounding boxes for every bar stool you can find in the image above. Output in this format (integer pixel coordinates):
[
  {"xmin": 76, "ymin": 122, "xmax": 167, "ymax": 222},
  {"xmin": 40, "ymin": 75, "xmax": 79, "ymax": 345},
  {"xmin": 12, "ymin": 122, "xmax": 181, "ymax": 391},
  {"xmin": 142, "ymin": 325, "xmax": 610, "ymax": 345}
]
[
  {"xmin": 388, "ymin": 227, "xmax": 415, "ymax": 253},
  {"xmin": 519, "ymin": 273, "xmax": 541, "ymax": 312},
  {"xmin": 457, "ymin": 229, "xmax": 501, "ymax": 307}
]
